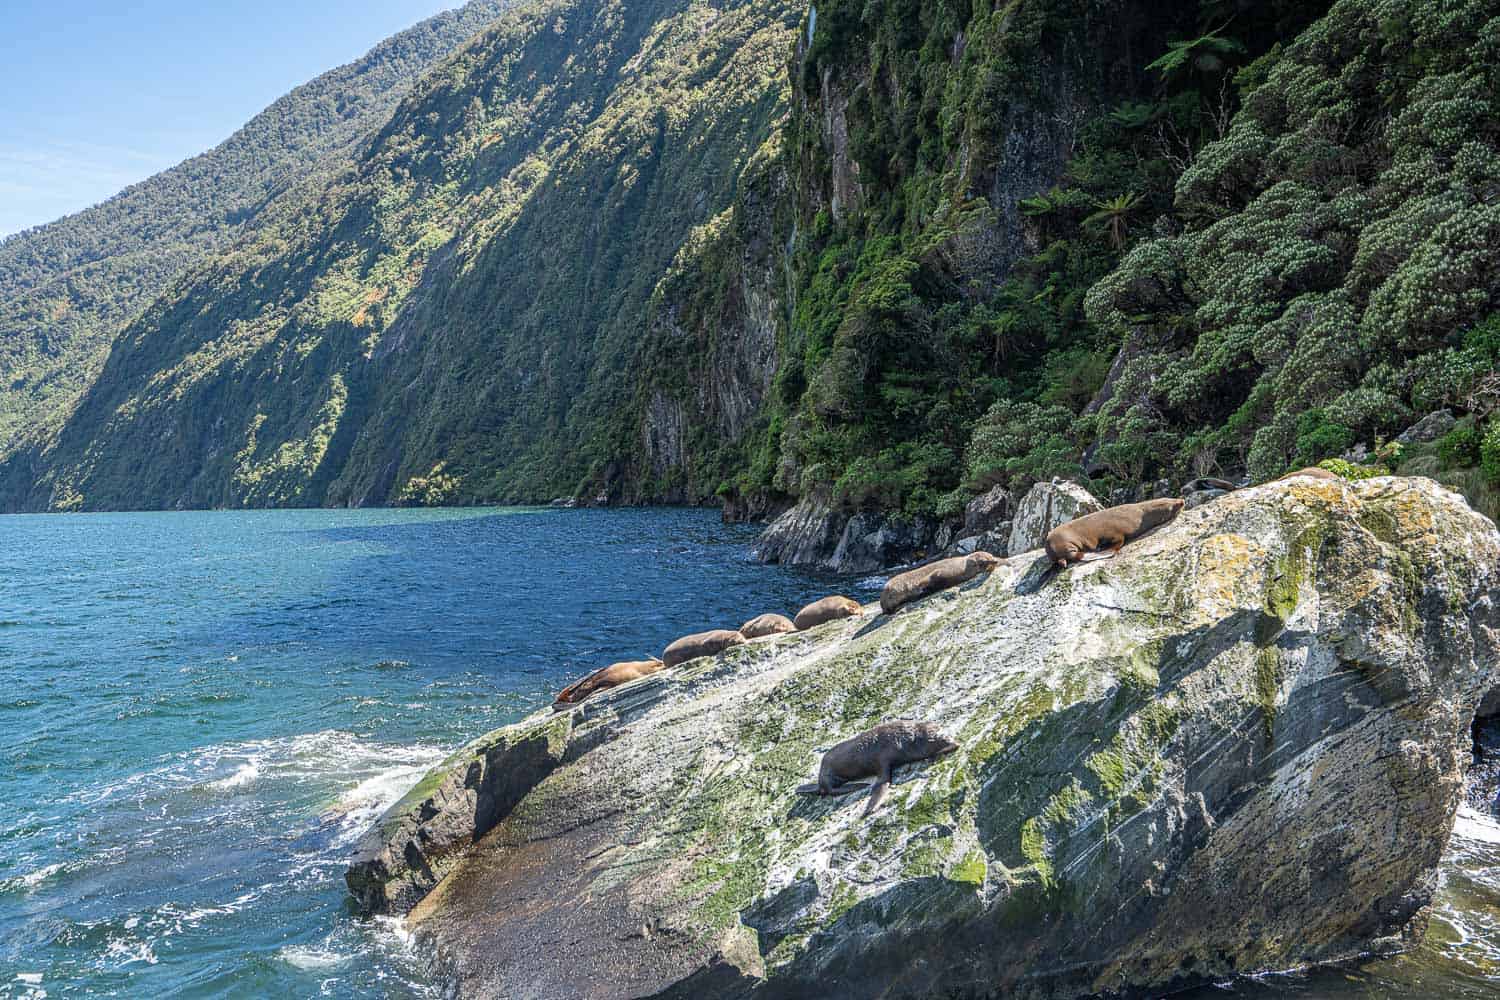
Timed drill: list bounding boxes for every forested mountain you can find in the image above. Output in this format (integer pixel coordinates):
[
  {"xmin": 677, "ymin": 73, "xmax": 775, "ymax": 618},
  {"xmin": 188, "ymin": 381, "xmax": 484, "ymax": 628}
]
[
  {"xmin": 616, "ymin": 0, "xmax": 1499, "ymax": 524},
  {"xmin": 0, "ymin": 0, "xmax": 796, "ymax": 511},
  {"xmin": 0, "ymin": 0, "xmax": 515, "ymax": 457},
  {"xmin": 3, "ymin": 0, "xmax": 1497, "ymax": 525}
]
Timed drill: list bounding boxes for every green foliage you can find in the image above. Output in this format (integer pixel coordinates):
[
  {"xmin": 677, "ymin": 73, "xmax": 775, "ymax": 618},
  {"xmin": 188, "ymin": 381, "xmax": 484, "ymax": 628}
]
[
  {"xmin": 0, "ymin": 1, "xmax": 516, "ymax": 461},
  {"xmin": 1081, "ymin": 0, "xmax": 1500, "ymax": 518},
  {"xmin": 1294, "ymin": 409, "xmax": 1355, "ymax": 466},
  {"xmin": 1315, "ymin": 458, "xmax": 1384, "ymax": 481},
  {"xmin": 1438, "ymin": 421, "xmax": 1482, "ymax": 469},
  {"xmin": 1146, "ymin": 30, "xmax": 1246, "ymax": 79},
  {"xmin": 966, "ymin": 400, "xmax": 1078, "ymax": 491},
  {"xmin": 1483, "ymin": 420, "xmax": 1500, "ymax": 487}
]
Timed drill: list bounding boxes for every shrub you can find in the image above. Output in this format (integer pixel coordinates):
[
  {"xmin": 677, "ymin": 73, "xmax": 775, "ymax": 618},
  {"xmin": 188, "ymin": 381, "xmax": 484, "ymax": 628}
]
[
  {"xmin": 1482, "ymin": 419, "xmax": 1500, "ymax": 486},
  {"xmin": 1316, "ymin": 458, "xmax": 1384, "ymax": 480},
  {"xmin": 1437, "ymin": 421, "xmax": 1482, "ymax": 468}
]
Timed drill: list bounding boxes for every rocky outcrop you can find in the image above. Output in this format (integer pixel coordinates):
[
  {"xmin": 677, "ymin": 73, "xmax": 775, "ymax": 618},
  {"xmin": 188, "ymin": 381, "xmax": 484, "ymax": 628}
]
[
  {"xmin": 1397, "ymin": 410, "xmax": 1457, "ymax": 446},
  {"xmin": 1007, "ymin": 479, "xmax": 1104, "ymax": 555},
  {"xmin": 963, "ymin": 485, "xmax": 1012, "ymax": 535},
  {"xmin": 349, "ymin": 477, "xmax": 1500, "ymax": 999},
  {"xmin": 752, "ymin": 499, "xmax": 946, "ymax": 573}
]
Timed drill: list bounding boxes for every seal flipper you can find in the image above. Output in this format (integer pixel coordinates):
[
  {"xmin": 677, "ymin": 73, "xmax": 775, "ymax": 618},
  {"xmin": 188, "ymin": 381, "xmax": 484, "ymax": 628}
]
[
  {"xmin": 861, "ymin": 780, "xmax": 890, "ymax": 817},
  {"xmin": 796, "ymin": 780, "xmax": 872, "ymax": 797}
]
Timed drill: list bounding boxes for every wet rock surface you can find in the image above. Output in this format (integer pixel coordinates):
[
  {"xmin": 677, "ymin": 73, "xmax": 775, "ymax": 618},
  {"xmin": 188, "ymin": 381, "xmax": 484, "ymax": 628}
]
[{"xmin": 350, "ymin": 477, "xmax": 1500, "ymax": 1000}]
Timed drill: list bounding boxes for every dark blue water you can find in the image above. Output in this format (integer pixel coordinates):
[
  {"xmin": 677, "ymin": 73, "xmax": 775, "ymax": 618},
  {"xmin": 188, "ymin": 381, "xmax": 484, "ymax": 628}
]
[{"xmin": 0, "ymin": 507, "xmax": 856, "ymax": 998}]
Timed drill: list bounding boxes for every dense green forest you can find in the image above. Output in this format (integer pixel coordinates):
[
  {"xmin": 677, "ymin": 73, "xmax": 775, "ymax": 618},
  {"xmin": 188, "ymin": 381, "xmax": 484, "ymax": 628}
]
[
  {"xmin": 0, "ymin": 0, "xmax": 515, "ymax": 458},
  {"xmin": 1, "ymin": 0, "xmax": 1496, "ymax": 525},
  {"xmin": 613, "ymin": 0, "xmax": 1499, "ymax": 524}
]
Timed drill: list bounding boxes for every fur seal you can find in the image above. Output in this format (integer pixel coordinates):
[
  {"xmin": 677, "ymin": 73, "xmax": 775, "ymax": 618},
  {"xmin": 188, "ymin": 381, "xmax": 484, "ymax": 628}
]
[
  {"xmin": 1184, "ymin": 477, "xmax": 1239, "ymax": 494},
  {"xmin": 661, "ymin": 629, "xmax": 745, "ymax": 668},
  {"xmin": 793, "ymin": 595, "xmax": 863, "ymax": 631},
  {"xmin": 553, "ymin": 659, "xmax": 664, "ymax": 708},
  {"xmin": 740, "ymin": 613, "xmax": 797, "ymax": 639},
  {"xmin": 796, "ymin": 721, "xmax": 959, "ymax": 816},
  {"xmin": 1044, "ymin": 497, "xmax": 1185, "ymax": 567},
  {"xmin": 1279, "ymin": 466, "xmax": 1340, "ymax": 481},
  {"xmin": 879, "ymin": 552, "xmax": 1002, "ymax": 615}
]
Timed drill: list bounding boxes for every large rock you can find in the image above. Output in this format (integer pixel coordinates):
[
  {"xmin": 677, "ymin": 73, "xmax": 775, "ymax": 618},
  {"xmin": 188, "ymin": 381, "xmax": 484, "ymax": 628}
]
[
  {"xmin": 963, "ymin": 485, "xmax": 1012, "ymax": 535},
  {"xmin": 349, "ymin": 477, "xmax": 1500, "ymax": 1000},
  {"xmin": 1397, "ymin": 409, "xmax": 1456, "ymax": 445},
  {"xmin": 1007, "ymin": 479, "xmax": 1104, "ymax": 555},
  {"xmin": 752, "ymin": 499, "xmax": 943, "ymax": 573}
]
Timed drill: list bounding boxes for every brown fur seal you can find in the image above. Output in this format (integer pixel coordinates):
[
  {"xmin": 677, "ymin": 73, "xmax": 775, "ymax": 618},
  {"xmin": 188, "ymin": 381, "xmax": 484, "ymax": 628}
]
[
  {"xmin": 1044, "ymin": 497, "xmax": 1185, "ymax": 567},
  {"xmin": 793, "ymin": 595, "xmax": 863, "ymax": 631},
  {"xmin": 740, "ymin": 613, "xmax": 796, "ymax": 639},
  {"xmin": 1278, "ymin": 466, "xmax": 1340, "ymax": 481},
  {"xmin": 880, "ymin": 552, "xmax": 1002, "ymax": 615},
  {"xmin": 661, "ymin": 629, "xmax": 745, "ymax": 668},
  {"xmin": 553, "ymin": 659, "xmax": 664, "ymax": 708},
  {"xmin": 796, "ymin": 721, "xmax": 959, "ymax": 817}
]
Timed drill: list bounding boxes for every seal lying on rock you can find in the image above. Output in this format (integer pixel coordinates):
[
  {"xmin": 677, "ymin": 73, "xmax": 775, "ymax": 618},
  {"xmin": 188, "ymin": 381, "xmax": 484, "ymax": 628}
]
[
  {"xmin": 662, "ymin": 629, "xmax": 745, "ymax": 668},
  {"xmin": 1044, "ymin": 498, "xmax": 1184, "ymax": 567},
  {"xmin": 793, "ymin": 596, "xmax": 862, "ymax": 631},
  {"xmin": 740, "ymin": 613, "xmax": 796, "ymax": 639},
  {"xmin": 1280, "ymin": 465, "xmax": 1340, "ymax": 481},
  {"xmin": 797, "ymin": 721, "xmax": 959, "ymax": 817},
  {"xmin": 553, "ymin": 659, "xmax": 664, "ymax": 708},
  {"xmin": 880, "ymin": 552, "xmax": 1002, "ymax": 615}
]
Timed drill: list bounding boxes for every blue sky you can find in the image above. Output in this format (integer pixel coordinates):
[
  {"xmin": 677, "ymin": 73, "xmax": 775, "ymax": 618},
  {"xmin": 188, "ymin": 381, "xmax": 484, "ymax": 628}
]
[{"xmin": 0, "ymin": 1, "xmax": 461, "ymax": 238}]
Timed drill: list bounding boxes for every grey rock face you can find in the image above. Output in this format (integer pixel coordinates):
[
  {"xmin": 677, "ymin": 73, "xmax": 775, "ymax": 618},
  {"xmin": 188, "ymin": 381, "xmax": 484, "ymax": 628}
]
[
  {"xmin": 348, "ymin": 477, "xmax": 1500, "ymax": 1000},
  {"xmin": 1007, "ymin": 479, "xmax": 1104, "ymax": 555},
  {"xmin": 752, "ymin": 499, "xmax": 943, "ymax": 573},
  {"xmin": 1397, "ymin": 409, "xmax": 1456, "ymax": 445},
  {"xmin": 963, "ymin": 485, "xmax": 1012, "ymax": 535}
]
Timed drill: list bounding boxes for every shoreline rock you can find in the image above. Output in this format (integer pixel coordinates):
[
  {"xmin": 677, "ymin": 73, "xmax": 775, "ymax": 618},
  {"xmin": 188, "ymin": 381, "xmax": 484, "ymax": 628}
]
[
  {"xmin": 751, "ymin": 498, "xmax": 948, "ymax": 574},
  {"xmin": 349, "ymin": 476, "xmax": 1500, "ymax": 999}
]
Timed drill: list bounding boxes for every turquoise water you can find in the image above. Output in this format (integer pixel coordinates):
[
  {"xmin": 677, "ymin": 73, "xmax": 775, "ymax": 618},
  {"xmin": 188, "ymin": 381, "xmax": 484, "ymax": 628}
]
[
  {"xmin": 2, "ymin": 507, "xmax": 1497, "ymax": 999},
  {"xmin": 0, "ymin": 507, "xmax": 843, "ymax": 998}
]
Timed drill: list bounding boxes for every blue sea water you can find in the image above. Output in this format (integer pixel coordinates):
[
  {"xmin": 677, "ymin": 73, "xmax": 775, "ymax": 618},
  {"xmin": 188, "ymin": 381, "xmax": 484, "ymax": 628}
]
[
  {"xmin": 0, "ymin": 507, "xmax": 856, "ymax": 998},
  {"xmin": 2, "ymin": 506, "xmax": 1498, "ymax": 999}
]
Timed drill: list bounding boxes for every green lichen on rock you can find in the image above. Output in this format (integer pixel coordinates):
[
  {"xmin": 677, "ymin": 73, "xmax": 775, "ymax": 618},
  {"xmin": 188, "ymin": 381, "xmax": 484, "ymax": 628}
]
[
  {"xmin": 1087, "ymin": 699, "xmax": 1181, "ymax": 818},
  {"xmin": 950, "ymin": 849, "xmax": 988, "ymax": 887},
  {"xmin": 1254, "ymin": 647, "xmax": 1282, "ymax": 743}
]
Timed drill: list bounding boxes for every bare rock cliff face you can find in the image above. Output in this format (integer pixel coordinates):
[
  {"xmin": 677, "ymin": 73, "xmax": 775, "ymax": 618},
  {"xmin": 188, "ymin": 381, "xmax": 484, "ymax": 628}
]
[
  {"xmin": 751, "ymin": 499, "xmax": 949, "ymax": 575},
  {"xmin": 348, "ymin": 476, "xmax": 1500, "ymax": 999},
  {"xmin": 630, "ymin": 153, "xmax": 789, "ymax": 505}
]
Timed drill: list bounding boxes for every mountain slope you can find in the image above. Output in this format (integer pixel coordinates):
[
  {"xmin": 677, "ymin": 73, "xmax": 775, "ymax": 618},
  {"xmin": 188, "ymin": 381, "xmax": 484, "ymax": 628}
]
[
  {"xmin": 0, "ymin": 0, "xmax": 797, "ymax": 511},
  {"xmin": 0, "ymin": 0, "xmax": 515, "ymax": 458}
]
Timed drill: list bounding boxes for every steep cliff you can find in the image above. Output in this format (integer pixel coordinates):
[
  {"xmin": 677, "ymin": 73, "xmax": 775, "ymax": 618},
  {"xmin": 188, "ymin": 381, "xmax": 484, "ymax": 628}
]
[
  {"xmin": 346, "ymin": 475, "xmax": 1500, "ymax": 998},
  {"xmin": 0, "ymin": 0, "xmax": 516, "ymax": 462},
  {"xmin": 0, "ymin": 0, "xmax": 798, "ymax": 512}
]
